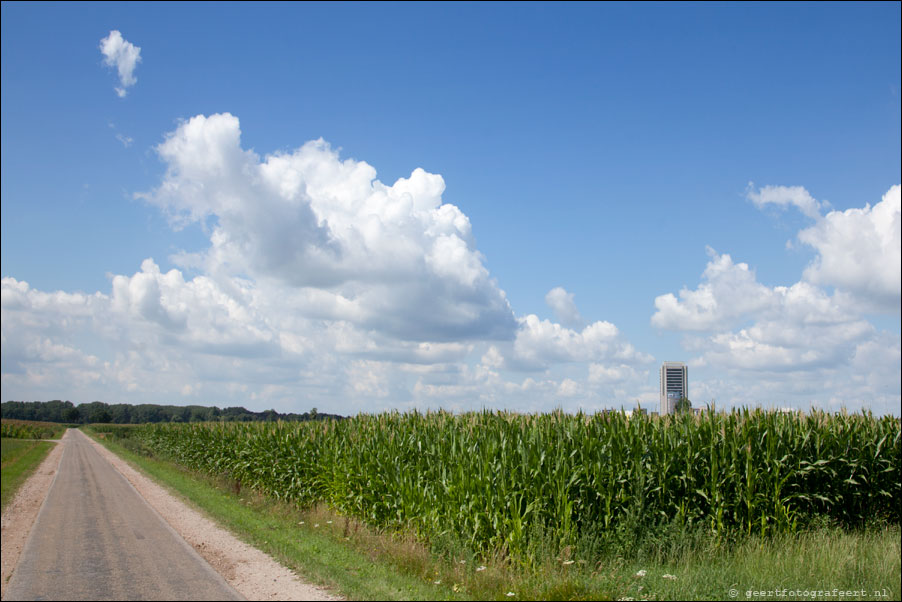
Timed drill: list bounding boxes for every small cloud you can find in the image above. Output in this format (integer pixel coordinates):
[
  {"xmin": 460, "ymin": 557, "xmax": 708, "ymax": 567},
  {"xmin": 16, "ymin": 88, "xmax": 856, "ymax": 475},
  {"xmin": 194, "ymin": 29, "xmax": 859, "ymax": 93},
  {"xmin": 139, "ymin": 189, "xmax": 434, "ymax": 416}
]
[
  {"xmin": 746, "ymin": 182, "xmax": 824, "ymax": 219},
  {"xmin": 100, "ymin": 30, "xmax": 141, "ymax": 97},
  {"xmin": 545, "ymin": 286, "xmax": 584, "ymax": 329},
  {"xmin": 115, "ymin": 133, "xmax": 134, "ymax": 148}
]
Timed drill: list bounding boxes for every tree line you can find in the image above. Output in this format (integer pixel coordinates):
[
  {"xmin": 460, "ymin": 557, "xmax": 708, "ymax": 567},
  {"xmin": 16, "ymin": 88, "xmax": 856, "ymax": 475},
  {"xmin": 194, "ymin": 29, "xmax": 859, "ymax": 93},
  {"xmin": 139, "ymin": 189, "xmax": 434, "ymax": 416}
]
[{"xmin": 1, "ymin": 400, "xmax": 342, "ymax": 424}]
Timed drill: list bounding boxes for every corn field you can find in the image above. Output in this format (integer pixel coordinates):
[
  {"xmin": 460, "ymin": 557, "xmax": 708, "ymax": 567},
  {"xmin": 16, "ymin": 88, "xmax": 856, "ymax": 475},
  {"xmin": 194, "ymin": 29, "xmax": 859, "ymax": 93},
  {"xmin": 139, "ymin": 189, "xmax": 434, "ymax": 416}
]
[
  {"xmin": 0, "ymin": 419, "xmax": 66, "ymax": 440},
  {"xmin": 135, "ymin": 409, "xmax": 900, "ymax": 558}
]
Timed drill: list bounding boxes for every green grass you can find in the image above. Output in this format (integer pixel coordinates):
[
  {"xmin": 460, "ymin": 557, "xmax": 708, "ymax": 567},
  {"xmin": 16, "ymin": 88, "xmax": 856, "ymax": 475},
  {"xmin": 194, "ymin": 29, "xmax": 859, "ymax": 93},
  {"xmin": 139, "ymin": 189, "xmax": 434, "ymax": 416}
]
[
  {"xmin": 647, "ymin": 526, "xmax": 901, "ymax": 600},
  {"xmin": 568, "ymin": 525, "xmax": 901, "ymax": 601},
  {"xmin": 1, "ymin": 438, "xmax": 55, "ymax": 511},
  {"xmin": 84, "ymin": 427, "xmax": 900, "ymax": 601}
]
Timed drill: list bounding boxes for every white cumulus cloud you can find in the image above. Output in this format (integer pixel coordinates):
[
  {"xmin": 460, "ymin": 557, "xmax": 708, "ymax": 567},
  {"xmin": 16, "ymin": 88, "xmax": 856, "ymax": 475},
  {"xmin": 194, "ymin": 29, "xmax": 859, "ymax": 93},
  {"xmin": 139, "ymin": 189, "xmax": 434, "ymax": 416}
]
[
  {"xmin": 746, "ymin": 183, "xmax": 901, "ymax": 312},
  {"xmin": 651, "ymin": 248, "xmax": 774, "ymax": 331},
  {"xmin": 652, "ymin": 249, "xmax": 876, "ymax": 372},
  {"xmin": 143, "ymin": 113, "xmax": 516, "ymax": 342},
  {"xmin": 798, "ymin": 185, "xmax": 900, "ymax": 312},
  {"xmin": 2, "ymin": 113, "xmax": 656, "ymax": 414},
  {"xmin": 511, "ymin": 314, "xmax": 651, "ymax": 370}
]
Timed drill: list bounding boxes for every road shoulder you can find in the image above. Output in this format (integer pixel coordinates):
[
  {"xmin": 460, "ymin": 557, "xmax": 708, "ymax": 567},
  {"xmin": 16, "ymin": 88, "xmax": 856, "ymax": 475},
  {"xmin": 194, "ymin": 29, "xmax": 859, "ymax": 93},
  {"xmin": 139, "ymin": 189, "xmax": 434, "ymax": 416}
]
[{"xmin": 0, "ymin": 431, "xmax": 66, "ymax": 599}]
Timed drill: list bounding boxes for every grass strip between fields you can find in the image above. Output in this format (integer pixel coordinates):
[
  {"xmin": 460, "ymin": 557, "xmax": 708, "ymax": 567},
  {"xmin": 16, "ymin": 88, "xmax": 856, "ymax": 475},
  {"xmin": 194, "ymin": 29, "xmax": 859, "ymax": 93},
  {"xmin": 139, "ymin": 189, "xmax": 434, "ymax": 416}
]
[
  {"xmin": 1, "ymin": 439, "xmax": 55, "ymax": 512},
  {"xmin": 86, "ymin": 430, "xmax": 901, "ymax": 601}
]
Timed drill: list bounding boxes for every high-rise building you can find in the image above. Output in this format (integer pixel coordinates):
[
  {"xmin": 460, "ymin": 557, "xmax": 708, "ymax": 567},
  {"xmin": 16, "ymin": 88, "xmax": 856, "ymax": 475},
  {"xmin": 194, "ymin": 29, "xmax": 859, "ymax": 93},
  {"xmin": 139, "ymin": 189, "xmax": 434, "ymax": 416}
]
[{"xmin": 659, "ymin": 361, "xmax": 688, "ymax": 415}]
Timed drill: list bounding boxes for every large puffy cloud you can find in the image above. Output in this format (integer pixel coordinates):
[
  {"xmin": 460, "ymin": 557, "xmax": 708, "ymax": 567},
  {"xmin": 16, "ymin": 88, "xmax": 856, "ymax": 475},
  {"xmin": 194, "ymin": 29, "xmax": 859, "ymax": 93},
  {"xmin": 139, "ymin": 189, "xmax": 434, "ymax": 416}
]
[
  {"xmin": 2, "ymin": 271, "xmax": 651, "ymax": 413},
  {"xmin": 2, "ymin": 114, "xmax": 653, "ymax": 413},
  {"xmin": 652, "ymin": 248, "xmax": 774, "ymax": 331},
  {"xmin": 109, "ymin": 259, "xmax": 279, "ymax": 357},
  {"xmin": 697, "ymin": 282, "xmax": 875, "ymax": 372},
  {"xmin": 657, "ymin": 184, "xmax": 901, "ymax": 332},
  {"xmin": 1, "ymin": 269, "xmax": 281, "ymax": 395},
  {"xmin": 99, "ymin": 30, "xmax": 141, "ymax": 98},
  {"xmin": 745, "ymin": 184, "xmax": 901, "ymax": 312},
  {"xmin": 511, "ymin": 314, "xmax": 652, "ymax": 371},
  {"xmin": 2, "ymin": 278, "xmax": 112, "ymax": 398},
  {"xmin": 143, "ymin": 113, "xmax": 516, "ymax": 342},
  {"xmin": 1, "ymin": 278, "xmax": 106, "ymax": 384},
  {"xmin": 689, "ymin": 331, "xmax": 900, "ymax": 416},
  {"xmin": 798, "ymin": 185, "xmax": 900, "ymax": 311},
  {"xmin": 653, "ymin": 250, "xmax": 876, "ymax": 372}
]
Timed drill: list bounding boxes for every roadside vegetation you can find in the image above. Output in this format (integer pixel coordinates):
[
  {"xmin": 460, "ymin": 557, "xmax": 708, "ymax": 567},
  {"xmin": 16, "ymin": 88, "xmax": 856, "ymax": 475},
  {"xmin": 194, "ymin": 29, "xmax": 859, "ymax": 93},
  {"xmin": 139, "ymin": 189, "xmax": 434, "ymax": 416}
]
[
  {"xmin": 0, "ymin": 419, "xmax": 66, "ymax": 511},
  {"xmin": 1, "ymin": 418, "xmax": 68, "ymax": 440},
  {"xmin": 86, "ymin": 410, "xmax": 901, "ymax": 601}
]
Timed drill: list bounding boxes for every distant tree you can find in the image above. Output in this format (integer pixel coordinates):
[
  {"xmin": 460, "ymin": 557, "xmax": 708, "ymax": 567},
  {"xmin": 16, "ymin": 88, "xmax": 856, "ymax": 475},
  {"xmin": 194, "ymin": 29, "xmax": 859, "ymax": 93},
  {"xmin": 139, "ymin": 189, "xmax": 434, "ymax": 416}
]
[
  {"xmin": 3, "ymin": 400, "xmax": 345, "ymax": 424},
  {"xmin": 90, "ymin": 408, "xmax": 112, "ymax": 423},
  {"xmin": 188, "ymin": 406, "xmax": 210, "ymax": 422},
  {"xmin": 109, "ymin": 404, "xmax": 131, "ymax": 424},
  {"xmin": 675, "ymin": 397, "xmax": 692, "ymax": 413},
  {"xmin": 63, "ymin": 407, "xmax": 81, "ymax": 423}
]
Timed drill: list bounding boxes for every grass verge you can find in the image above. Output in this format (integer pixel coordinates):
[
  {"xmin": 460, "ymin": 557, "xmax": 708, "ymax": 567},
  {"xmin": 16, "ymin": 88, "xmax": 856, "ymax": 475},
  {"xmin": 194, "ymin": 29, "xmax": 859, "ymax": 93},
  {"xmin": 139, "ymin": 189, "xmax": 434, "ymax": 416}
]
[
  {"xmin": 1, "ymin": 438, "xmax": 55, "ymax": 511},
  {"xmin": 85, "ymin": 429, "xmax": 901, "ymax": 601}
]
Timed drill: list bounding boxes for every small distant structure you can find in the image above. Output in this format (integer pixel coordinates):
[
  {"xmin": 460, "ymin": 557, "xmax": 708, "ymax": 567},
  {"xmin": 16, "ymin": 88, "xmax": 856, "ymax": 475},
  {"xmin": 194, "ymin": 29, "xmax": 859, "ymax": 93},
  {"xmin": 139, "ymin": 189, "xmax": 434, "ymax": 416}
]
[
  {"xmin": 659, "ymin": 361, "xmax": 688, "ymax": 416},
  {"xmin": 600, "ymin": 407, "xmax": 647, "ymax": 417}
]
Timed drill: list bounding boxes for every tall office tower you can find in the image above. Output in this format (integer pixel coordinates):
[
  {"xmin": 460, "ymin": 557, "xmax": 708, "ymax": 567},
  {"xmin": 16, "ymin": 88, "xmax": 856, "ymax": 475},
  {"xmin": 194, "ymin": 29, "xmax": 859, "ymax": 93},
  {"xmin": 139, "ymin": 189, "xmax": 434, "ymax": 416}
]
[{"xmin": 660, "ymin": 361, "xmax": 688, "ymax": 415}]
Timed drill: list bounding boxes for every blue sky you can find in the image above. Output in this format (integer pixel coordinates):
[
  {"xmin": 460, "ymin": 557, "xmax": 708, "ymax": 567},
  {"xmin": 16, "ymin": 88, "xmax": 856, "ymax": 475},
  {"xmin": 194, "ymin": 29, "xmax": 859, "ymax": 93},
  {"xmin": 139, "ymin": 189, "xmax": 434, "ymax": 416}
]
[{"xmin": 2, "ymin": 2, "xmax": 900, "ymax": 415}]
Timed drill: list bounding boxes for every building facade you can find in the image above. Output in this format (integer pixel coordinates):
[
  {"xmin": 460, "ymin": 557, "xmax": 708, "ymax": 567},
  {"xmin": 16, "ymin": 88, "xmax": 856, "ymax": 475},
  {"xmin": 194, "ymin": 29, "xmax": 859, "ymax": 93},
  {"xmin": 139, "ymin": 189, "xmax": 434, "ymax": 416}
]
[{"xmin": 659, "ymin": 361, "xmax": 688, "ymax": 415}]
